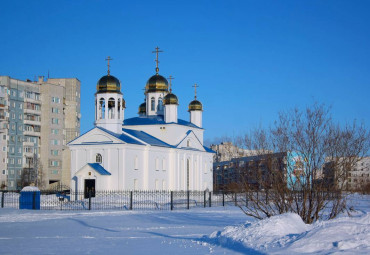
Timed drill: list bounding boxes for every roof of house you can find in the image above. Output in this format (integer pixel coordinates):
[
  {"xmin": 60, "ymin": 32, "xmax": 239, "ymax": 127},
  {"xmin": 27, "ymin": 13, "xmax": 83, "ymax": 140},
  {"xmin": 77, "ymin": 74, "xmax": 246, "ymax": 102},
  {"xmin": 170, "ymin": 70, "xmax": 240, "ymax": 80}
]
[
  {"xmin": 87, "ymin": 163, "xmax": 111, "ymax": 175},
  {"xmin": 123, "ymin": 115, "xmax": 201, "ymax": 129},
  {"xmin": 122, "ymin": 128, "xmax": 173, "ymax": 148}
]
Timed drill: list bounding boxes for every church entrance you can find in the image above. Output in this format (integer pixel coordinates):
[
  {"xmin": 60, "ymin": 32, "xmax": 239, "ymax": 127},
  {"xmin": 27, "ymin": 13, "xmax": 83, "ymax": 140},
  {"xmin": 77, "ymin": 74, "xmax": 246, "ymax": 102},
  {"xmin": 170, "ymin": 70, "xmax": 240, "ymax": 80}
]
[{"xmin": 84, "ymin": 179, "xmax": 96, "ymax": 198}]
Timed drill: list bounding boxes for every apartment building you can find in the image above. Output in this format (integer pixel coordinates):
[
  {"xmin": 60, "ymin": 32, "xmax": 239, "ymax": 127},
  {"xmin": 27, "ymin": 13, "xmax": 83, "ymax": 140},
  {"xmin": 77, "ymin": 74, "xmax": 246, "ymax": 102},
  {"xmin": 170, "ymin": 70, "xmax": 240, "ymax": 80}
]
[{"xmin": 0, "ymin": 76, "xmax": 80, "ymax": 190}]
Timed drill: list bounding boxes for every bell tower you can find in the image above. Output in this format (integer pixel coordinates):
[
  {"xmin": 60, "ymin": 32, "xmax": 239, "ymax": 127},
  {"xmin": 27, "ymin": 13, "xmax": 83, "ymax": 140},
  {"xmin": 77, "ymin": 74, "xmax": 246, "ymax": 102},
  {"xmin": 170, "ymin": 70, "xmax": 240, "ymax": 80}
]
[{"xmin": 95, "ymin": 56, "xmax": 125, "ymax": 133}]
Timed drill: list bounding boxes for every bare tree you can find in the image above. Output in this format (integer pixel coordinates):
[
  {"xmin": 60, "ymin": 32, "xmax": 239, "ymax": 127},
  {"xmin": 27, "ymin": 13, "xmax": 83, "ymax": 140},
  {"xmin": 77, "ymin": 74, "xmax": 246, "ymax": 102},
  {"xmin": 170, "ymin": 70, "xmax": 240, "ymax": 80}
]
[{"xmin": 233, "ymin": 103, "xmax": 369, "ymax": 224}]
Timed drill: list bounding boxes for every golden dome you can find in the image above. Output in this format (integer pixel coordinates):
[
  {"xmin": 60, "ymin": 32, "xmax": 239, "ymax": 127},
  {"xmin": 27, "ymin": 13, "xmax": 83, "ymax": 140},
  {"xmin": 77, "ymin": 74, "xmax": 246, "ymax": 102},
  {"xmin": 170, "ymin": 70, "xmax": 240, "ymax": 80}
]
[
  {"xmin": 188, "ymin": 99, "xmax": 203, "ymax": 111},
  {"xmin": 96, "ymin": 75, "xmax": 121, "ymax": 94},
  {"xmin": 138, "ymin": 102, "xmax": 146, "ymax": 114},
  {"xmin": 145, "ymin": 74, "xmax": 168, "ymax": 93},
  {"xmin": 163, "ymin": 93, "xmax": 178, "ymax": 105}
]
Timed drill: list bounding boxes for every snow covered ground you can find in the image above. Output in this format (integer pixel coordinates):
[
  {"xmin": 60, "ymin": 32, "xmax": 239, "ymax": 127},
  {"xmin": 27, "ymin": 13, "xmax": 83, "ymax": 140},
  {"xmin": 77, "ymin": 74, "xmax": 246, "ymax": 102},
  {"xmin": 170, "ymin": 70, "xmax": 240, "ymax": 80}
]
[{"xmin": 0, "ymin": 195, "xmax": 369, "ymax": 254}]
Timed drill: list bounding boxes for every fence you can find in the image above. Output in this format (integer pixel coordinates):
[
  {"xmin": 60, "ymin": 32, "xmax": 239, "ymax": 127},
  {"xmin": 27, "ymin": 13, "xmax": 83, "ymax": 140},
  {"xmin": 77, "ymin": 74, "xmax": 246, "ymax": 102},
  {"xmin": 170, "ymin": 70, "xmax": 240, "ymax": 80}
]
[
  {"xmin": 0, "ymin": 190, "xmax": 243, "ymax": 211},
  {"xmin": 0, "ymin": 190, "xmax": 341, "ymax": 211}
]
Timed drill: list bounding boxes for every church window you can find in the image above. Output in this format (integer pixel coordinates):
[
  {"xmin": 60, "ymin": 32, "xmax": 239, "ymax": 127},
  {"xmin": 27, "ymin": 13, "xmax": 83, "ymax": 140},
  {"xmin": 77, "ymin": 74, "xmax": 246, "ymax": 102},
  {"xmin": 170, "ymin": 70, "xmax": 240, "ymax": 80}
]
[
  {"xmin": 108, "ymin": 98, "xmax": 115, "ymax": 119},
  {"xmin": 187, "ymin": 140, "xmax": 190, "ymax": 147},
  {"xmin": 117, "ymin": 99, "xmax": 121, "ymax": 118},
  {"xmin": 134, "ymin": 156, "xmax": 138, "ymax": 170},
  {"xmin": 96, "ymin": 153, "xmax": 102, "ymax": 164},
  {"xmin": 155, "ymin": 179, "xmax": 159, "ymax": 190},
  {"xmin": 162, "ymin": 159, "xmax": 166, "ymax": 171},
  {"xmin": 157, "ymin": 98, "xmax": 163, "ymax": 111},
  {"xmin": 99, "ymin": 98, "xmax": 105, "ymax": 119},
  {"xmin": 134, "ymin": 179, "xmax": 138, "ymax": 190},
  {"xmin": 155, "ymin": 158, "xmax": 159, "ymax": 171},
  {"xmin": 151, "ymin": 97, "xmax": 155, "ymax": 111},
  {"xmin": 162, "ymin": 180, "xmax": 166, "ymax": 190},
  {"xmin": 187, "ymin": 159, "xmax": 190, "ymax": 191}
]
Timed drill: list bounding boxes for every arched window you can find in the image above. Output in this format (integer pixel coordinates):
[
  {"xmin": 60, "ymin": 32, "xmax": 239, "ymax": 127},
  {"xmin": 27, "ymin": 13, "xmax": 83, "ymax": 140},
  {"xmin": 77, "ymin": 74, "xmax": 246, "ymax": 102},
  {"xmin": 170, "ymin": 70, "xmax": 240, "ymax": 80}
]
[
  {"xmin": 134, "ymin": 156, "xmax": 138, "ymax": 170},
  {"xmin": 96, "ymin": 153, "xmax": 102, "ymax": 164},
  {"xmin": 187, "ymin": 140, "xmax": 191, "ymax": 147},
  {"xmin": 117, "ymin": 98, "xmax": 121, "ymax": 119},
  {"xmin": 99, "ymin": 98, "xmax": 105, "ymax": 119},
  {"xmin": 187, "ymin": 159, "xmax": 190, "ymax": 191},
  {"xmin": 108, "ymin": 98, "xmax": 115, "ymax": 119},
  {"xmin": 157, "ymin": 98, "xmax": 163, "ymax": 111},
  {"xmin": 151, "ymin": 97, "xmax": 155, "ymax": 111}
]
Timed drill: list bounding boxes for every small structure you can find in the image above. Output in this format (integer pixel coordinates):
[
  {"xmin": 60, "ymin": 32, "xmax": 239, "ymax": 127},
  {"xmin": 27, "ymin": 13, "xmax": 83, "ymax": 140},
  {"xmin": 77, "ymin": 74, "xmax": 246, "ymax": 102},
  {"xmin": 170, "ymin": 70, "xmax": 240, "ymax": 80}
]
[{"xmin": 19, "ymin": 186, "xmax": 40, "ymax": 210}]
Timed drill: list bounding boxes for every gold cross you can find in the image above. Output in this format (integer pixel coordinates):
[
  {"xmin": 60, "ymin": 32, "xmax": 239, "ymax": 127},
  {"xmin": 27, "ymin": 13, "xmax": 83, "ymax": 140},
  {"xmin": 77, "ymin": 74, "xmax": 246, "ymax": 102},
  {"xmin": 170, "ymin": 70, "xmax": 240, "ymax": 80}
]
[
  {"xmin": 105, "ymin": 56, "xmax": 113, "ymax": 76},
  {"xmin": 167, "ymin": 75, "xmax": 174, "ymax": 92},
  {"xmin": 192, "ymin": 83, "xmax": 199, "ymax": 99},
  {"xmin": 152, "ymin": 46, "xmax": 163, "ymax": 74}
]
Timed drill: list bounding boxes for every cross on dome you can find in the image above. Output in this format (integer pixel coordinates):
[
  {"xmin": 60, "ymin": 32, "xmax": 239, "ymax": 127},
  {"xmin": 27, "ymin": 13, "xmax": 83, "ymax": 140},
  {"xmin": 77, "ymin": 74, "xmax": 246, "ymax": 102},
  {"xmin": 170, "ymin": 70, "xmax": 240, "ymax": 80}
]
[{"xmin": 152, "ymin": 46, "xmax": 163, "ymax": 74}]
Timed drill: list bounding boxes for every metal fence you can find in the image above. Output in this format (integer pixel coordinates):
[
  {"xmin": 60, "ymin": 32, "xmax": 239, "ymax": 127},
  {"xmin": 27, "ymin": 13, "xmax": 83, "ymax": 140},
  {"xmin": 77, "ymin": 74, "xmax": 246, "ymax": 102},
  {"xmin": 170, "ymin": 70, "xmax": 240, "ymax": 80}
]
[{"xmin": 0, "ymin": 190, "xmax": 243, "ymax": 211}]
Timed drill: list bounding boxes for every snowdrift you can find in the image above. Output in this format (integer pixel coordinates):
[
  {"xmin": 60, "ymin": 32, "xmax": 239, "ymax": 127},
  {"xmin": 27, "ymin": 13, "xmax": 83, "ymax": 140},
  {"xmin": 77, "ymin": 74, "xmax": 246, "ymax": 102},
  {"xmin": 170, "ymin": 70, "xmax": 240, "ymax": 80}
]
[{"xmin": 208, "ymin": 212, "xmax": 370, "ymax": 254}]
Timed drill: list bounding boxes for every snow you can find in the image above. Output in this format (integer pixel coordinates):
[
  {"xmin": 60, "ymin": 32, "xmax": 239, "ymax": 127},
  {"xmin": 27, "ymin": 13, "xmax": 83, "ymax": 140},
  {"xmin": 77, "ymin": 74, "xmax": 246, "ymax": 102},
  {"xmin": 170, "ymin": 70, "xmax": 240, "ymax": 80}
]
[
  {"xmin": 0, "ymin": 194, "xmax": 369, "ymax": 254},
  {"xmin": 21, "ymin": 186, "xmax": 40, "ymax": 192}
]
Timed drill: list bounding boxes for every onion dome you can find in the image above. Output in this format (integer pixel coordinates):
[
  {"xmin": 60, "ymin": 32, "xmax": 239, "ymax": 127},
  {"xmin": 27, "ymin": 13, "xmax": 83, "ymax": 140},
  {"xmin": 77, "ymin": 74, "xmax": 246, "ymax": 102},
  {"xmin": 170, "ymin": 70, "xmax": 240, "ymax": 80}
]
[
  {"xmin": 188, "ymin": 99, "xmax": 203, "ymax": 111},
  {"xmin": 145, "ymin": 74, "xmax": 168, "ymax": 93},
  {"xmin": 163, "ymin": 93, "xmax": 178, "ymax": 105},
  {"xmin": 138, "ymin": 102, "xmax": 146, "ymax": 114},
  {"xmin": 96, "ymin": 75, "xmax": 122, "ymax": 94}
]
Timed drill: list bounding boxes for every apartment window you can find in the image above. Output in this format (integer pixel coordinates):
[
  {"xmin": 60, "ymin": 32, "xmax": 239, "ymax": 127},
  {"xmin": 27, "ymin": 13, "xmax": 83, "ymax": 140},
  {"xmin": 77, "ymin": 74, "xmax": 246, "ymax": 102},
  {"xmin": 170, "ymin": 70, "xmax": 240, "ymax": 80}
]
[
  {"xmin": 19, "ymin": 103, "xmax": 23, "ymax": 109},
  {"xmin": 17, "ymin": 136, "xmax": 22, "ymax": 142},
  {"xmin": 11, "ymin": 113, "xmax": 15, "ymax": 119},
  {"xmin": 51, "ymin": 170, "xmax": 59, "ymax": 175},
  {"xmin": 18, "ymin": 114, "xmax": 22, "ymax": 120},
  {"xmin": 10, "ymin": 147, "xmax": 14, "ymax": 153},
  {"xmin": 10, "ymin": 181, "xmax": 14, "ymax": 188},
  {"xmin": 50, "ymin": 160, "xmax": 60, "ymax": 167},
  {"xmin": 10, "ymin": 158, "xmax": 15, "ymax": 164},
  {"xmin": 17, "ymin": 147, "xmax": 21, "ymax": 154},
  {"xmin": 52, "ymin": 108, "xmax": 59, "ymax": 114},
  {"xmin": 35, "ymin": 94, "xmax": 40, "ymax": 100},
  {"xmin": 52, "ymin": 118, "xmax": 59, "ymax": 124},
  {"xmin": 51, "ymin": 150, "xmax": 59, "ymax": 156},
  {"xmin": 52, "ymin": 97, "xmax": 60, "ymax": 103},
  {"xmin": 11, "ymin": 124, "xmax": 15, "ymax": 130},
  {"xmin": 2, "ymin": 135, "xmax": 5, "ymax": 140},
  {"xmin": 2, "ymin": 170, "xmax": 6, "ymax": 175},
  {"xmin": 11, "ymin": 90, "xmax": 16, "ymax": 97},
  {"xmin": 51, "ymin": 129, "xmax": 59, "ymax": 135},
  {"xmin": 51, "ymin": 140, "xmax": 60, "ymax": 145},
  {"xmin": 10, "ymin": 136, "xmax": 15, "ymax": 142},
  {"xmin": 17, "ymin": 158, "xmax": 22, "ymax": 165}
]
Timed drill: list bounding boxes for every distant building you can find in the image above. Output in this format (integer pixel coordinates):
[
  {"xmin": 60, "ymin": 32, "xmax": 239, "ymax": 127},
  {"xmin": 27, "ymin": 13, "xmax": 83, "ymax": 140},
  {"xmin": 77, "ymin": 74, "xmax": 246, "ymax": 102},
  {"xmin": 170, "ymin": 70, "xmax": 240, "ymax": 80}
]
[
  {"xmin": 210, "ymin": 142, "xmax": 259, "ymax": 162},
  {"xmin": 323, "ymin": 157, "xmax": 370, "ymax": 191},
  {"xmin": 213, "ymin": 152, "xmax": 307, "ymax": 191},
  {"xmin": 0, "ymin": 76, "xmax": 80, "ymax": 190}
]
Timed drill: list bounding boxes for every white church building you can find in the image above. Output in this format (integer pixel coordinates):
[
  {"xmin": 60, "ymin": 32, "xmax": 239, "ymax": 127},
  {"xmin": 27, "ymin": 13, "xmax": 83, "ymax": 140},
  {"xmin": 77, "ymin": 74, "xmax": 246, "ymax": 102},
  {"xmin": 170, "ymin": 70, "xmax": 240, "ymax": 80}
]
[{"xmin": 68, "ymin": 52, "xmax": 214, "ymax": 193}]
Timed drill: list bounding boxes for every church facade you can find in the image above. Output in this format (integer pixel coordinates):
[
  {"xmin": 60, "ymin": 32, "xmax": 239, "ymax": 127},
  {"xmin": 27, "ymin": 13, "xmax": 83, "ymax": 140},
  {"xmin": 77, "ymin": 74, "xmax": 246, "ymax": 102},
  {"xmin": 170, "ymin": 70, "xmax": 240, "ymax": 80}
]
[{"xmin": 68, "ymin": 52, "xmax": 214, "ymax": 192}]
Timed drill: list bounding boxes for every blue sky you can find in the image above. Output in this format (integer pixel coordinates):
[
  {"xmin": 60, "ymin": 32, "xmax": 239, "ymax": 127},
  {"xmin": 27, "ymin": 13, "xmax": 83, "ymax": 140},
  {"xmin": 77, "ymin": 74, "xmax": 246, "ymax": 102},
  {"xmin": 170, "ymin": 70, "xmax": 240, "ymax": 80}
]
[{"xmin": 1, "ymin": 0, "xmax": 369, "ymax": 143}]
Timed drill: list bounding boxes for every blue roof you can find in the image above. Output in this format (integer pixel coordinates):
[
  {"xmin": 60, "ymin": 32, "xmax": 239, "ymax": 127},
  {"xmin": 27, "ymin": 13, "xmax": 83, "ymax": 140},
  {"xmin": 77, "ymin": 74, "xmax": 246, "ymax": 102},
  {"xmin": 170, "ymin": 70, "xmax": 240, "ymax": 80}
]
[
  {"xmin": 96, "ymin": 127, "xmax": 144, "ymax": 145},
  {"xmin": 87, "ymin": 163, "xmax": 111, "ymax": 175},
  {"xmin": 203, "ymin": 146, "xmax": 216, "ymax": 153},
  {"xmin": 124, "ymin": 116, "xmax": 201, "ymax": 129},
  {"xmin": 123, "ymin": 128, "xmax": 174, "ymax": 148}
]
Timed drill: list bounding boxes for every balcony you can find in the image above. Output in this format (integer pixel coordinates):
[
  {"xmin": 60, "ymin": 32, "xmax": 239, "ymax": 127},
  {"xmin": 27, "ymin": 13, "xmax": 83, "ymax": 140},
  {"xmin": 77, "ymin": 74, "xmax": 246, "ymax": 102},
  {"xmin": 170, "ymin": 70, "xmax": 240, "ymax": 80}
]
[
  {"xmin": 24, "ymin": 119, "xmax": 41, "ymax": 126},
  {"xmin": 24, "ymin": 130, "xmax": 41, "ymax": 137},
  {"xmin": 24, "ymin": 108, "xmax": 41, "ymax": 115},
  {"xmin": 23, "ymin": 141, "xmax": 35, "ymax": 147}
]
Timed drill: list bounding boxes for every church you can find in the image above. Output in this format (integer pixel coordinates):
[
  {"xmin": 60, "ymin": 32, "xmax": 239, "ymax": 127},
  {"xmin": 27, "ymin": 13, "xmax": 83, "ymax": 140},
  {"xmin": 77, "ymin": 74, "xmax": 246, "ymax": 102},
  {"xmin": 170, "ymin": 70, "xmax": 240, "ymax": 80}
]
[{"xmin": 68, "ymin": 48, "xmax": 214, "ymax": 192}]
